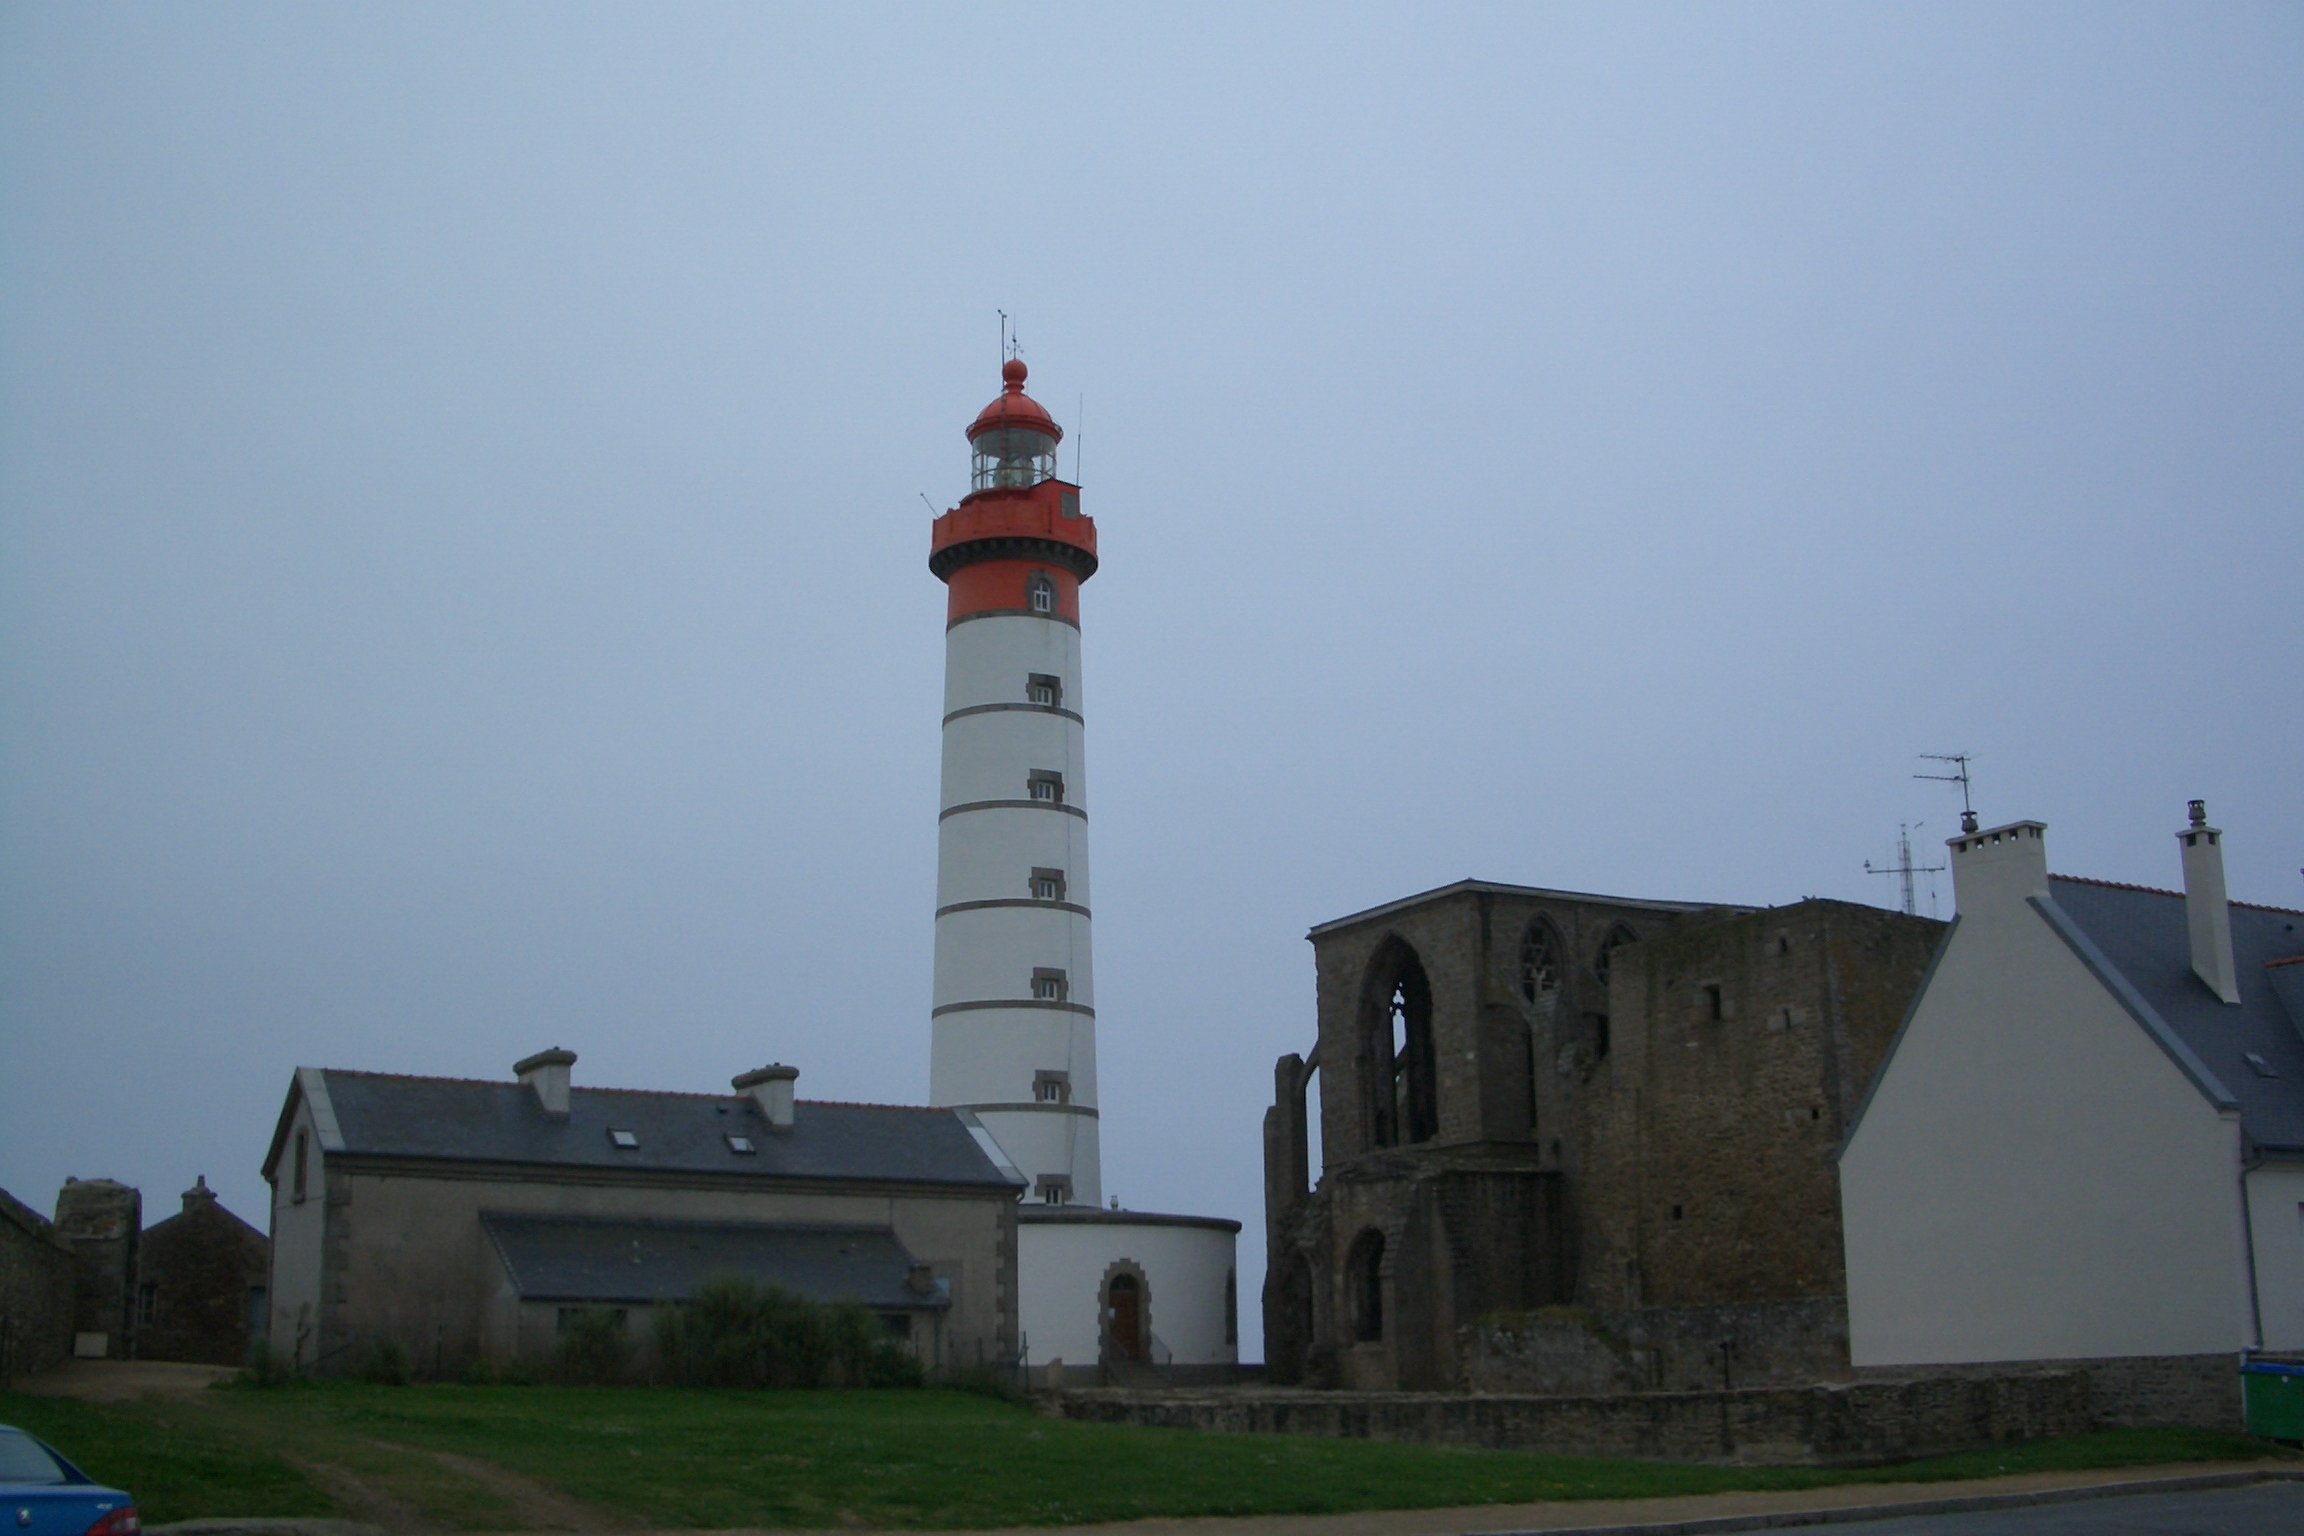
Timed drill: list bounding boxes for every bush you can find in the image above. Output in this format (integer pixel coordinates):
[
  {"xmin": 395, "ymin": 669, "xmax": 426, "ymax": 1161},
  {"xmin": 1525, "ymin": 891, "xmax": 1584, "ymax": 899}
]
[
  {"xmin": 652, "ymin": 1275, "xmax": 923, "ymax": 1390},
  {"xmin": 227, "ymin": 1344, "xmax": 300, "ymax": 1389},
  {"xmin": 457, "ymin": 1353, "xmax": 539, "ymax": 1387},
  {"xmin": 555, "ymin": 1307, "xmax": 631, "ymax": 1386},
  {"xmin": 354, "ymin": 1337, "xmax": 412, "ymax": 1386}
]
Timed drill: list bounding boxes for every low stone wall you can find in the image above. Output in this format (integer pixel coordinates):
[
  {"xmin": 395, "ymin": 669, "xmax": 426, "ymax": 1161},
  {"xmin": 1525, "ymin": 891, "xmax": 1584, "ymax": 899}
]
[
  {"xmin": 1464, "ymin": 1299, "xmax": 1851, "ymax": 1396},
  {"xmin": 1046, "ymin": 1374, "xmax": 2103, "ymax": 1465},
  {"xmin": 1852, "ymin": 1353, "xmax": 2242, "ymax": 1435}
]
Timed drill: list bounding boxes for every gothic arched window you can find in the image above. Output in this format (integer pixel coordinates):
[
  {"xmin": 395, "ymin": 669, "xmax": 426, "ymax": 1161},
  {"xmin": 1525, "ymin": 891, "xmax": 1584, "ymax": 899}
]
[
  {"xmin": 1362, "ymin": 939, "xmax": 1436, "ymax": 1149},
  {"xmin": 1519, "ymin": 920, "xmax": 1563, "ymax": 1003},
  {"xmin": 1347, "ymin": 1230, "xmax": 1386, "ymax": 1342}
]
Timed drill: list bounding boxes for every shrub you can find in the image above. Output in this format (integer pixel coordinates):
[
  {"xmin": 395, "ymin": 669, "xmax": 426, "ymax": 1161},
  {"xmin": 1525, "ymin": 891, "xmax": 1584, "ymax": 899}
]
[
  {"xmin": 555, "ymin": 1307, "xmax": 631, "ymax": 1386},
  {"xmin": 227, "ymin": 1344, "xmax": 300, "ymax": 1389},
  {"xmin": 354, "ymin": 1337, "xmax": 412, "ymax": 1386},
  {"xmin": 652, "ymin": 1275, "xmax": 924, "ymax": 1390}
]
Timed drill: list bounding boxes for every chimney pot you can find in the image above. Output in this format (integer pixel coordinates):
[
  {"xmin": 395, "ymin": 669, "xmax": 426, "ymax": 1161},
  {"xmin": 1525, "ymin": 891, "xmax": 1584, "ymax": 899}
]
[
  {"xmin": 514, "ymin": 1048, "xmax": 577, "ymax": 1116},
  {"xmin": 733, "ymin": 1063, "xmax": 799, "ymax": 1129}
]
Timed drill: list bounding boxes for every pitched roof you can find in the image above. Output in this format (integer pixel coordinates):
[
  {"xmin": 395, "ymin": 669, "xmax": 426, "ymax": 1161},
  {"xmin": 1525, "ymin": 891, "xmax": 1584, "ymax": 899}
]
[
  {"xmin": 265, "ymin": 1069, "xmax": 1019, "ymax": 1192},
  {"xmin": 2047, "ymin": 876, "xmax": 2304, "ymax": 1152},
  {"xmin": 478, "ymin": 1213, "xmax": 949, "ymax": 1310}
]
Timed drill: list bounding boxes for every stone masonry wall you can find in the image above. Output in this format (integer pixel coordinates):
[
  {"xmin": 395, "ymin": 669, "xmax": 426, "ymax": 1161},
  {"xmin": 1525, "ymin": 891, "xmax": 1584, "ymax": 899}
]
[
  {"xmin": 0, "ymin": 1187, "xmax": 76, "ymax": 1384},
  {"xmin": 1045, "ymin": 1374, "xmax": 2099, "ymax": 1466},
  {"xmin": 1571, "ymin": 903, "xmax": 1941, "ymax": 1312}
]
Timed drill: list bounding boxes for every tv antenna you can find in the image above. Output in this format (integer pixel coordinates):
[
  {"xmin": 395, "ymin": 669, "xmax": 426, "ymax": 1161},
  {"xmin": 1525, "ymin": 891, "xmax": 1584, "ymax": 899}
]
[
  {"xmin": 1917, "ymin": 753, "xmax": 1977, "ymax": 834},
  {"xmin": 997, "ymin": 309, "xmax": 1022, "ymax": 364},
  {"xmin": 1865, "ymin": 823, "xmax": 1944, "ymax": 917}
]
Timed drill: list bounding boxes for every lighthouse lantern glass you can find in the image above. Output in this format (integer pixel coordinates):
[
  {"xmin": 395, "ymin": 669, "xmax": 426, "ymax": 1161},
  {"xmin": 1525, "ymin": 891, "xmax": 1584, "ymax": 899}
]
[{"xmin": 971, "ymin": 428, "xmax": 1059, "ymax": 492}]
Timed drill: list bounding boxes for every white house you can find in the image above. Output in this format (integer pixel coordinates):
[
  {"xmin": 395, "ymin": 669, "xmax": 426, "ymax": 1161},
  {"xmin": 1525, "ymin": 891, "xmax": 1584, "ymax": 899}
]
[{"xmin": 1839, "ymin": 802, "xmax": 2304, "ymax": 1368}]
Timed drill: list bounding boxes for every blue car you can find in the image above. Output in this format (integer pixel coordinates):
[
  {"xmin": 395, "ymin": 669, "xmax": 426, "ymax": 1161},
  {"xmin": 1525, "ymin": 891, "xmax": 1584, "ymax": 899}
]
[{"xmin": 0, "ymin": 1426, "xmax": 138, "ymax": 1536}]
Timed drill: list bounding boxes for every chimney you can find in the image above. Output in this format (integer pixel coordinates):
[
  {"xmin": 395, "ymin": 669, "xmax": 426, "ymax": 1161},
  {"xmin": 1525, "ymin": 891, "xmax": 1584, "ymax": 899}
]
[
  {"xmin": 1947, "ymin": 817, "xmax": 2050, "ymax": 919},
  {"xmin": 514, "ymin": 1048, "xmax": 576, "ymax": 1116},
  {"xmin": 2178, "ymin": 799, "xmax": 2241, "ymax": 1005},
  {"xmin": 733, "ymin": 1063, "xmax": 799, "ymax": 1130},
  {"xmin": 181, "ymin": 1175, "xmax": 217, "ymax": 1215}
]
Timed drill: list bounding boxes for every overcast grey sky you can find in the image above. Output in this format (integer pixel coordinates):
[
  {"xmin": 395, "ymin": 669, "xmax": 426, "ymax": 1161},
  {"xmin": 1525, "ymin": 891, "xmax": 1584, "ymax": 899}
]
[{"xmin": 3, "ymin": 3, "xmax": 2298, "ymax": 1362}]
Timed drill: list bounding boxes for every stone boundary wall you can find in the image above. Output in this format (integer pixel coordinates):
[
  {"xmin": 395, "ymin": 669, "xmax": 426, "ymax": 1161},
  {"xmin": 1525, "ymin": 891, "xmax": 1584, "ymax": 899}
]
[
  {"xmin": 1046, "ymin": 1356, "xmax": 2242, "ymax": 1464},
  {"xmin": 1852, "ymin": 1353, "xmax": 2241, "ymax": 1434}
]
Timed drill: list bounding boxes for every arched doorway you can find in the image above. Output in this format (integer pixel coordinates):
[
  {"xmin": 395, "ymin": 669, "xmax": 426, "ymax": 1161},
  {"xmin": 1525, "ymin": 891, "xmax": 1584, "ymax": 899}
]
[{"xmin": 1101, "ymin": 1264, "xmax": 1149, "ymax": 1363}]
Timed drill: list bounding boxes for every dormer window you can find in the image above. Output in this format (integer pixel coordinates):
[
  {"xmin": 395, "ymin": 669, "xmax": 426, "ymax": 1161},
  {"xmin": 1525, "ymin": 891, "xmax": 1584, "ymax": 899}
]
[{"xmin": 608, "ymin": 1128, "xmax": 639, "ymax": 1150}]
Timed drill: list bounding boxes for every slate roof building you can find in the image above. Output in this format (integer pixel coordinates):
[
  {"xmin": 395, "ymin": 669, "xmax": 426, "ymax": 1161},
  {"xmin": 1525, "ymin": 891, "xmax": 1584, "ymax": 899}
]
[
  {"xmin": 1840, "ymin": 802, "xmax": 2304, "ymax": 1373},
  {"xmin": 261, "ymin": 1052, "xmax": 1023, "ymax": 1374}
]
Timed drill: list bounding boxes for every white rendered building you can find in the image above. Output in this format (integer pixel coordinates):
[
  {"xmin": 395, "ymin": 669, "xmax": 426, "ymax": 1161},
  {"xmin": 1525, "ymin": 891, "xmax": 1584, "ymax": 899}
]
[
  {"xmin": 927, "ymin": 360, "xmax": 1238, "ymax": 1383},
  {"xmin": 1840, "ymin": 802, "xmax": 2304, "ymax": 1366}
]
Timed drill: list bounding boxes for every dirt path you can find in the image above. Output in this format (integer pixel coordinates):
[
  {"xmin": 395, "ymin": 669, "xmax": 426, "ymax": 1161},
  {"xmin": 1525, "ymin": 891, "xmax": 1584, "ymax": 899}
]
[
  {"xmin": 12, "ymin": 1359, "xmax": 236, "ymax": 1399},
  {"xmin": 426, "ymin": 1450, "xmax": 623, "ymax": 1533}
]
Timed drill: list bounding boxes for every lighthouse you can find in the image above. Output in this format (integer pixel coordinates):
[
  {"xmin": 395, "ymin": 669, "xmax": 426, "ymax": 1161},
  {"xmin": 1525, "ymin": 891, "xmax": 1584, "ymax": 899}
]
[
  {"xmin": 928, "ymin": 358, "xmax": 1101, "ymax": 1208},
  {"xmin": 926, "ymin": 358, "xmax": 1237, "ymax": 1383}
]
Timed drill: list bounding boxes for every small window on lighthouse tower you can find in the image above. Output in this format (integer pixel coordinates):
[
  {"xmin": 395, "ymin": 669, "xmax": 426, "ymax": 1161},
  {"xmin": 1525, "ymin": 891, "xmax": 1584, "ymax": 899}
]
[
  {"xmin": 1027, "ymin": 673, "xmax": 1061, "ymax": 708},
  {"xmin": 1028, "ymin": 770, "xmax": 1064, "ymax": 804},
  {"xmin": 1031, "ymin": 968, "xmax": 1069, "ymax": 1002},
  {"xmin": 1028, "ymin": 574, "xmax": 1054, "ymax": 613},
  {"xmin": 1030, "ymin": 867, "xmax": 1067, "ymax": 902},
  {"xmin": 1034, "ymin": 1070, "xmax": 1071, "ymax": 1104},
  {"xmin": 1034, "ymin": 1175, "xmax": 1073, "ymax": 1205}
]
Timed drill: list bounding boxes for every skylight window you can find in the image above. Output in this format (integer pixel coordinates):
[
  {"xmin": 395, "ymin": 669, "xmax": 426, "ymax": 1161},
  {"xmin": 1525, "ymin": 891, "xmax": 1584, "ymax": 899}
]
[
  {"xmin": 608, "ymin": 1128, "xmax": 640, "ymax": 1149},
  {"xmin": 726, "ymin": 1133, "xmax": 757, "ymax": 1154},
  {"xmin": 2245, "ymin": 1052, "xmax": 2278, "ymax": 1079}
]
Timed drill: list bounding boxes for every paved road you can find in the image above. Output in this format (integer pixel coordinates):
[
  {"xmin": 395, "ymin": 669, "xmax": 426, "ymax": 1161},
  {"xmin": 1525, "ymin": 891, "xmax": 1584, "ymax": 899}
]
[{"xmin": 1781, "ymin": 1479, "xmax": 2304, "ymax": 1533}]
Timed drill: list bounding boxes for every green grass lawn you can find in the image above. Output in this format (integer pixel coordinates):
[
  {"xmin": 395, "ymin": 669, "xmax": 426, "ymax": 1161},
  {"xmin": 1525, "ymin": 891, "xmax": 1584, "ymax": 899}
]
[{"xmin": 0, "ymin": 1385, "xmax": 2281, "ymax": 1530}]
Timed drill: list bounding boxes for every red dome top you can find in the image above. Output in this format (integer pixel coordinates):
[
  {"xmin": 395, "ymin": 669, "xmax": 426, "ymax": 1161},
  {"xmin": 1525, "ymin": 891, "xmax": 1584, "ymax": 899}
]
[{"xmin": 967, "ymin": 358, "xmax": 1063, "ymax": 445}]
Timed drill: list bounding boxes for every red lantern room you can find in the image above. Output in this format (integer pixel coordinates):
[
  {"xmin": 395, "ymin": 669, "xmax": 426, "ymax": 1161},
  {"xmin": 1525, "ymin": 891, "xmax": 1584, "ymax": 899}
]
[
  {"xmin": 968, "ymin": 359, "xmax": 1064, "ymax": 493},
  {"xmin": 930, "ymin": 359, "xmax": 1096, "ymax": 623}
]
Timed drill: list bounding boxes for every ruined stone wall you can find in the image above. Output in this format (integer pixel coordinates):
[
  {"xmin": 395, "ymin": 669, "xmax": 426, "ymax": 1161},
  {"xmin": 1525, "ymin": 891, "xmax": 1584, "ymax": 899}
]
[
  {"xmin": 1571, "ymin": 902, "xmax": 1941, "ymax": 1312},
  {"xmin": 0, "ymin": 1187, "xmax": 76, "ymax": 1384},
  {"xmin": 1462, "ymin": 1298, "xmax": 1854, "ymax": 1396},
  {"xmin": 53, "ymin": 1178, "xmax": 140, "ymax": 1359},
  {"xmin": 1272, "ymin": 885, "xmax": 1940, "ymax": 1395}
]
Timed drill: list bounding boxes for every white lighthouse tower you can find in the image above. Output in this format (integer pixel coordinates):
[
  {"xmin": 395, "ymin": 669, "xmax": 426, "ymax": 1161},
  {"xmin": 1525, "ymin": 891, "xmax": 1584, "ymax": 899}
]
[
  {"xmin": 927, "ymin": 358, "xmax": 1237, "ymax": 1385},
  {"xmin": 928, "ymin": 358, "xmax": 1102, "ymax": 1209}
]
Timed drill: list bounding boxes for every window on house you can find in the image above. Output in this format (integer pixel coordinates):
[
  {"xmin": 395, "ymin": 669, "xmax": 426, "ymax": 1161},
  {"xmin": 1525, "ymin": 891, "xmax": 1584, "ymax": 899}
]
[
  {"xmin": 1035, "ymin": 1175, "xmax": 1072, "ymax": 1205},
  {"xmin": 725, "ymin": 1133, "xmax": 757, "ymax": 1154},
  {"xmin": 1034, "ymin": 1070, "xmax": 1071, "ymax": 1104},
  {"xmin": 1028, "ymin": 574, "xmax": 1054, "ymax": 613},
  {"xmin": 137, "ymin": 1284, "xmax": 157, "ymax": 1327},
  {"xmin": 1027, "ymin": 770, "xmax": 1064, "ymax": 804},
  {"xmin": 293, "ymin": 1129, "xmax": 309, "ymax": 1203},
  {"xmin": 1030, "ymin": 867, "xmax": 1066, "ymax": 902},
  {"xmin": 1027, "ymin": 673, "xmax": 1062, "ymax": 708},
  {"xmin": 1031, "ymin": 968, "xmax": 1069, "ymax": 1002},
  {"xmin": 1703, "ymin": 983, "xmax": 1725, "ymax": 1021},
  {"xmin": 608, "ymin": 1128, "xmax": 640, "ymax": 1150}
]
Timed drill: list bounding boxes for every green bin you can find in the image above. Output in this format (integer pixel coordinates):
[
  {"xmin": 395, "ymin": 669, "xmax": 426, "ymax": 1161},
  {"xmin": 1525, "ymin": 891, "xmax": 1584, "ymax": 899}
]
[{"xmin": 2242, "ymin": 1359, "xmax": 2304, "ymax": 1441}]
